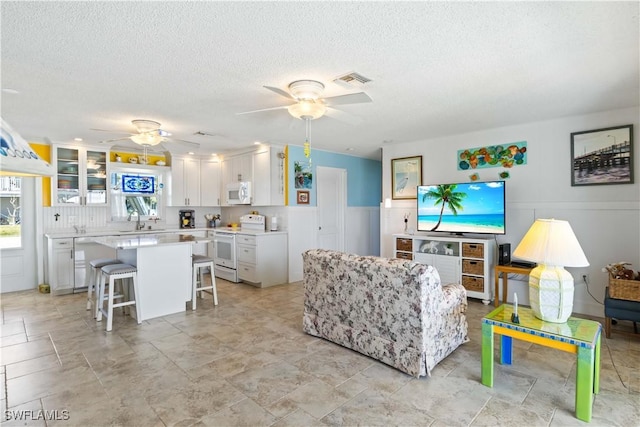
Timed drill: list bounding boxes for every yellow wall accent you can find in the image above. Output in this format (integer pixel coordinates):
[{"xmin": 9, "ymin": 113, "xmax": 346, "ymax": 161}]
[
  {"xmin": 284, "ymin": 145, "xmax": 289, "ymax": 206},
  {"xmin": 110, "ymin": 151, "xmax": 167, "ymax": 165},
  {"xmin": 31, "ymin": 143, "xmax": 51, "ymax": 207}
]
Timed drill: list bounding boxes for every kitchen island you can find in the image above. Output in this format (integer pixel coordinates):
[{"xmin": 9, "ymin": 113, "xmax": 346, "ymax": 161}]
[{"xmin": 93, "ymin": 234, "xmax": 210, "ymax": 321}]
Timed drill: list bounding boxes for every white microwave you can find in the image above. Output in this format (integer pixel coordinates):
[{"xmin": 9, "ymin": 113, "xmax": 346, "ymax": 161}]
[{"xmin": 226, "ymin": 181, "xmax": 252, "ymax": 205}]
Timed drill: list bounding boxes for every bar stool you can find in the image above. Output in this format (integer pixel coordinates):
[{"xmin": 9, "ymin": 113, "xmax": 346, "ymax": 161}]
[
  {"xmin": 192, "ymin": 255, "xmax": 218, "ymax": 310},
  {"xmin": 96, "ymin": 263, "xmax": 141, "ymax": 332},
  {"xmin": 86, "ymin": 258, "xmax": 121, "ymax": 317}
]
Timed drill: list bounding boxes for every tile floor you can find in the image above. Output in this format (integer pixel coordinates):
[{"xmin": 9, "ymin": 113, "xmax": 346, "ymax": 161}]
[{"xmin": 1, "ymin": 279, "xmax": 639, "ymax": 426}]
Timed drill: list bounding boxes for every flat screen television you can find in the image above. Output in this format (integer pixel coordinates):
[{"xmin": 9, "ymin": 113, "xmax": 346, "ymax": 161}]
[{"xmin": 417, "ymin": 180, "xmax": 506, "ymax": 235}]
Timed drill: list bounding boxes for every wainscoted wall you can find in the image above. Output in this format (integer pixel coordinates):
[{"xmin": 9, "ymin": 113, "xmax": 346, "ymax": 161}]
[
  {"xmin": 381, "ymin": 106, "xmax": 639, "ymax": 318},
  {"xmin": 287, "ymin": 206, "xmax": 380, "ymax": 282}
]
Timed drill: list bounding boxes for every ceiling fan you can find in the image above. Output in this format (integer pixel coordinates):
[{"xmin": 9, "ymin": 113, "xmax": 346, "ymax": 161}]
[
  {"xmin": 92, "ymin": 119, "xmax": 200, "ymax": 152},
  {"xmin": 237, "ymin": 79, "xmax": 372, "ymax": 122}
]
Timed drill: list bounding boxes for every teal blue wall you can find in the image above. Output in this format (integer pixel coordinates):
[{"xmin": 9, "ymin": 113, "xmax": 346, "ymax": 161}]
[{"xmin": 288, "ymin": 145, "xmax": 381, "ymax": 207}]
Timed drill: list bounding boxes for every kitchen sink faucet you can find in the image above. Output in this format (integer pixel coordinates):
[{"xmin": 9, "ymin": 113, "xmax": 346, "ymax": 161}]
[{"xmin": 128, "ymin": 210, "xmax": 146, "ymax": 230}]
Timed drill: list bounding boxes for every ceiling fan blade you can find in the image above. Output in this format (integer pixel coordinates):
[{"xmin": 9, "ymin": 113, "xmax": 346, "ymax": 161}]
[
  {"xmin": 236, "ymin": 105, "xmax": 290, "ymax": 115},
  {"xmin": 322, "ymin": 92, "xmax": 372, "ymax": 106},
  {"xmin": 91, "ymin": 128, "xmax": 133, "ymax": 135},
  {"xmin": 324, "ymin": 107, "xmax": 363, "ymax": 126},
  {"xmin": 99, "ymin": 137, "xmax": 131, "ymax": 144},
  {"xmin": 264, "ymin": 86, "xmax": 295, "ymax": 100}
]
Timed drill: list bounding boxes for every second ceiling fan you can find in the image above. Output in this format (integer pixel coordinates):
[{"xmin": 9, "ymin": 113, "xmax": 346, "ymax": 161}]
[{"xmin": 238, "ymin": 79, "xmax": 372, "ymax": 122}]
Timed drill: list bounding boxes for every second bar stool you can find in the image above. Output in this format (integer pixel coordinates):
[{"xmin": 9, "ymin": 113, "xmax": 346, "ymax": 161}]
[
  {"xmin": 86, "ymin": 258, "xmax": 121, "ymax": 318},
  {"xmin": 192, "ymin": 255, "xmax": 218, "ymax": 310},
  {"xmin": 96, "ymin": 263, "xmax": 141, "ymax": 332}
]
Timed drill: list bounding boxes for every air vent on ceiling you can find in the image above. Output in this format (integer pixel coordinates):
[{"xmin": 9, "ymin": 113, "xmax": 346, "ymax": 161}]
[{"xmin": 333, "ymin": 72, "xmax": 372, "ymax": 88}]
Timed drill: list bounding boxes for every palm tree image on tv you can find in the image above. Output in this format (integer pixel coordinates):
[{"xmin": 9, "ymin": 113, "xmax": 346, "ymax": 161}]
[
  {"xmin": 422, "ymin": 184, "xmax": 467, "ymax": 232},
  {"xmin": 418, "ymin": 181, "xmax": 506, "ymax": 234}
]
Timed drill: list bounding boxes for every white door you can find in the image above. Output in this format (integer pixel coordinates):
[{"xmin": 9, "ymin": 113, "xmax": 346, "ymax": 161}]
[
  {"xmin": 0, "ymin": 177, "xmax": 38, "ymax": 292},
  {"xmin": 316, "ymin": 166, "xmax": 346, "ymax": 251}
]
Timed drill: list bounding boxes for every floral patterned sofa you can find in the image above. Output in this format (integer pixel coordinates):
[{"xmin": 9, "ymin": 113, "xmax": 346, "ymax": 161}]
[{"xmin": 302, "ymin": 249, "xmax": 469, "ymax": 378}]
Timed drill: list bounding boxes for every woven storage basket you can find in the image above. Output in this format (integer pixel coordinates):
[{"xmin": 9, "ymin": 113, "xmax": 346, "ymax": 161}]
[
  {"xmin": 609, "ymin": 277, "xmax": 640, "ymax": 302},
  {"xmin": 462, "ymin": 275, "xmax": 484, "ymax": 292}
]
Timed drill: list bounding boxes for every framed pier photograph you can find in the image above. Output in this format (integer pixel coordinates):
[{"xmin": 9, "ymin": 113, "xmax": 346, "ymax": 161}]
[{"xmin": 571, "ymin": 124, "xmax": 633, "ymax": 186}]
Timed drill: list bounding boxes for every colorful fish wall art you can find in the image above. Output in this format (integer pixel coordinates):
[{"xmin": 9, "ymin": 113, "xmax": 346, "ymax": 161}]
[{"xmin": 457, "ymin": 141, "xmax": 527, "ymax": 170}]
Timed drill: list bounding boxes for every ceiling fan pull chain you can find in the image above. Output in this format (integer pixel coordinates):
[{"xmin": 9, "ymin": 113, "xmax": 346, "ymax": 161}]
[{"xmin": 303, "ymin": 118, "xmax": 312, "ymax": 167}]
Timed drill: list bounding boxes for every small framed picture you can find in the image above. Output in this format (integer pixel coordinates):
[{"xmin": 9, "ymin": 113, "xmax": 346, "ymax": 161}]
[
  {"xmin": 391, "ymin": 156, "xmax": 422, "ymax": 199},
  {"xmin": 297, "ymin": 190, "xmax": 310, "ymax": 204},
  {"xmin": 571, "ymin": 124, "xmax": 633, "ymax": 186}
]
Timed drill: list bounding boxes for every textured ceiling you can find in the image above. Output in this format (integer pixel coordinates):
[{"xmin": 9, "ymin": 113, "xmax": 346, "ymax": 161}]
[{"xmin": 1, "ymin": 1, "xmax": 638, "ymax": 160}]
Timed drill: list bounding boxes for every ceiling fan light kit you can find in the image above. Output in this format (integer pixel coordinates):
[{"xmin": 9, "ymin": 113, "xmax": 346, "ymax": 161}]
[
  {"xmin": 288, "ymin": 80, "xmax": 325, "ymax": 100},
  {"xmin": 131, "ymin": 119, "xmax": 161, "ymax": 133},
  {"xmin": 287, "ymin": 100, "xmax": 327, "ymax": 120},
  {"xmin": 130, "ymin": 132, "xmax": 163, "ymax": 146}
]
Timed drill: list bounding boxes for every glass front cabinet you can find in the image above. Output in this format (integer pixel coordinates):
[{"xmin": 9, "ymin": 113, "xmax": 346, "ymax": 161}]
[{"xmin": 52, "ymin": 145, "xmax": 109, "ymax": 206}]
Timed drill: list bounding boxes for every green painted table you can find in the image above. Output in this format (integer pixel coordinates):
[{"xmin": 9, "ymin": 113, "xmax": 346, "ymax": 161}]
[{"xmin": 481, "ymin": 304, "xmax": 602, "ymax": 422}]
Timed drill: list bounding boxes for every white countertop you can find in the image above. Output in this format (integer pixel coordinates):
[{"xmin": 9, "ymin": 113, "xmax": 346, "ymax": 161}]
[
  {"xmin": 93, "ymin": 234, "xmax": 211, "ymax": 249},
  {"xmin": 45, "ymin": 227, "xmax": 211, "ymax": 239},
  {"xmin": 45, "ymin": 227, "xmax": 287, "ymax": 239},
  {"xmin": 213, "ymin": 227, "xmax": 287, "ymax": 236}
]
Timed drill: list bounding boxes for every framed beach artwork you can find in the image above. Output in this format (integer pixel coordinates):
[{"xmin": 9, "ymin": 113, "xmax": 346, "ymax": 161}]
[
  {"xmin": 571, "ymin": 124, "xmax": 633, "ymax": 186},
  {"xmin": 391, "ymin": 156, "xmax": 422, "ymax": 199}
]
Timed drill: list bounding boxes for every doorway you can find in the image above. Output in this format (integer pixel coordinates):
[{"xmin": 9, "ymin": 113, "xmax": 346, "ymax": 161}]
[
  {"xmin": 0, "ymin": 177, "xmax": 37, "ymax": 292},
  {"xmin": 316, "ymin": 166, "xmax": 346, "ymax": 251}
]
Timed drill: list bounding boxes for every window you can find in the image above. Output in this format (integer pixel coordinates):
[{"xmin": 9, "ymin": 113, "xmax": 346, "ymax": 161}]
[
  {"xmin": 110, "ymin": 170, "xmax": 164, "ymax": 221},
  {"xmin": 0, "ymin": 176, "xmax": 21, "ymax": 248}
]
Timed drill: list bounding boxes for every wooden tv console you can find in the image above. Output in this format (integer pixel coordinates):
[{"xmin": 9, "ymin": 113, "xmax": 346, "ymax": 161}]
[{"xmin": 394, "ymin": 233, "xmax": 496, "ymax": 304}]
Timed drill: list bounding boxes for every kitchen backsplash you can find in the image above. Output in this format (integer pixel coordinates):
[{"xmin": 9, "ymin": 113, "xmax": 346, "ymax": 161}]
[
  {"xmin": 43, "ymin": 206, "xmax": 110, "ymax": 231},
  {"xmin": 43, "ymin": 205, "xmax": 286, "ymax": 232}
]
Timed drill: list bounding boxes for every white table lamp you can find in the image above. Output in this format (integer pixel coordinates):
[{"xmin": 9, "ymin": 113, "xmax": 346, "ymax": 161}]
[{"xmin": 513, "ymin": 218, "xmax": 589, "ymax": 323}]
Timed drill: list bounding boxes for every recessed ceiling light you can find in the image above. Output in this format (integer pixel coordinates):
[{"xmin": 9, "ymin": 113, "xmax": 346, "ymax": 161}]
[
  {"xmin": 74, "ymin": 138, "xmax": 83, "ymax": 142},
  {"xmin": 254, "ymin": 141, "xmax": 261, "ymax": 145},
  {"xmin": 2, "ymin": 88, "xmax": 19, "ymax": 94},
  {"xmin": 188, "ymin": 152, "xmax": 195, "ymax": 155},
  {"xmin": 346, "ymin": 147, "xmax": 354, "ymax": 151}
]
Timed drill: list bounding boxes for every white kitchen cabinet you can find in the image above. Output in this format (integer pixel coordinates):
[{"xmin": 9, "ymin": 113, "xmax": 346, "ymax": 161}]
[
  {"xmin": 394, "ymin": 234, "xmax": 495, "ymax": 303},
  {"xmin": 46, "ymin": 237, "xmax": 74, "ymax": 295},
  {"xmin": 252, "ymin": 146, "xmax": 285, "ymax": 206},
  {"xmin": 170, "ymin": 155, "xmax": 200, "ymax": 206},
  {"xmin": 224, "ymin": 152, "xmax": 253, "ymax": 183},
  {"xmin": 221, "ymin": 153, "xmax": 253, "ymax": 206},
  {"xmin": 52, "ymin": 145, "xmax": 109, "ymax": 206},
  {"xmin": 200, "ymin": 158, "xmax": 221, "ymax": 206},
  {"xmin": 236, "ymin": 232, "xmax": 287, "ymax": 287}
]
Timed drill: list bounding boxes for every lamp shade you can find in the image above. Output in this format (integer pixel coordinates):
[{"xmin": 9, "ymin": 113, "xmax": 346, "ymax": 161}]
[{"xmin": 513, "ymin": 218, "xmax": 589, "ymax": 267}]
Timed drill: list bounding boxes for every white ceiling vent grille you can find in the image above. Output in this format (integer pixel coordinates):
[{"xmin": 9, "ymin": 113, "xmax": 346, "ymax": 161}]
[{"xmin": 333, "ymin": 72, "xmax": 372, "ymax": 88}]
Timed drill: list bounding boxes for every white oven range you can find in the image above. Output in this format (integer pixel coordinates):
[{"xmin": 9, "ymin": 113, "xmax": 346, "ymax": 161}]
[
  {"xmin": 212, "ymin": 215, "xmax": 266, "ymax": 283},
  {"xmin": 212, "ymin": 231, "xmax": 238, "ymax": 282}
]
